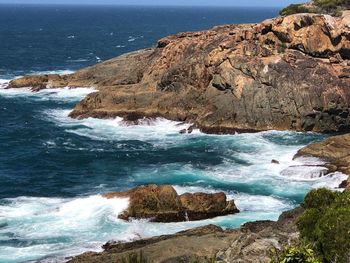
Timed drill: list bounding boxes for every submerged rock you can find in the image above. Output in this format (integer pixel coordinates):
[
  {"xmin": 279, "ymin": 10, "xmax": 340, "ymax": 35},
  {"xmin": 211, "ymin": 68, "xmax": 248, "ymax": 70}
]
[
  {"xmin": 103, "ymin": 184, "xmax": 239, "ymax": 222},
  {"xmin": 8, "ymin": 12, "xmax": 350, "ymax": 133}
]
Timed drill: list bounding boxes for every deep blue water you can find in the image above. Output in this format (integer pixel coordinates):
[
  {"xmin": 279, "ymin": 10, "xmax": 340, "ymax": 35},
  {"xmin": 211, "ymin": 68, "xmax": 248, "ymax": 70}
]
[
  {"xmin": 0, "ymin": 4, "xmax": 279, "ymax": 78},
  {"xmin": 0, "ymin": 5, "xmax": 345, "ymax": 263}
]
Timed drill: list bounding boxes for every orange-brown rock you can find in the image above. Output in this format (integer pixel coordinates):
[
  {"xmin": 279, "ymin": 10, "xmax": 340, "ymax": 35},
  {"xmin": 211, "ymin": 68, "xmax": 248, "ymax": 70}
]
[
  {"xmin": 7, "ymin": 74, "xmax": 69, "ymax": 91},
  {"xmin": 7, "ymin": 12, "xmax": 350, "ymax": 133},
  {"xmin": 180, "ymin": 192, "xmax": 238, "ymax": 221},
  {"xmin": 103, "ymin": 184, "xmax": 239, "ymax": 222}
]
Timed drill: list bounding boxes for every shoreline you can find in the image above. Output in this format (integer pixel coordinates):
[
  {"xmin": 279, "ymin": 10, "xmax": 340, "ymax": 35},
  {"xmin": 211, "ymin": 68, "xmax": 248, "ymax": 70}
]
[{"xmin": 1, "ymin": 5, "xmax": 349, "ymax": 262}]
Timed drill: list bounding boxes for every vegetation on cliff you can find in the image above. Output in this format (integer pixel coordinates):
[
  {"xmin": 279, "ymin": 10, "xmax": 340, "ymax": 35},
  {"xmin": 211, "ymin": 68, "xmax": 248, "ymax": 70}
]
[
  {"xmin": 279, "ymin": 4, "xmax": 312, "ymax": 16},
  {"xmin": 296, "ymin": 188, "xmax": 350, "ymax": 263},
  {"xmin": 280, "ymin": 0, "xmax": 350, "ymax": 16},
  {"xmin": 271, "ymin": 244, "xmax": 320, "ymax": 263}
]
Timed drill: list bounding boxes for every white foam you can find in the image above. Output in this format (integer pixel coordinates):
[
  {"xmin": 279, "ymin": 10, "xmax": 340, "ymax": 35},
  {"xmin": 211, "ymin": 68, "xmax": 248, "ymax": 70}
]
[
  {"xmin": 28, "ymin": 70, "xmax": 75, "ymax": 76},
  {"xmin": 2, "ymin": 194, "xmax": 277, "ymax": 262},
  {"xmin": 44, "ymin": 109, "xmax": 199, "ymax": 143},
  {"xmin": 0, "ymin": 195, "xmax": 129, "ymax": 262},
  {"xmin": 41, "ymin": 112, "xmax": 343, "ymax": 193},
  {"xmin": 174, "ymin": 185, "xmax": 294, "ymax": 213},
  {"xmin": 0, "ymin": 86, "xmax": 96, "ymax": 102},
  {"xmin": 311, "ymin": 172, "xmax": 348, "ymax": 190},
  {"xmin": 67, "ymin": 58, "xmax": 89, "ymax": 62},
  {"xmin": 0, "ymin": 79, "xmax": 9, "ymax": 89}
]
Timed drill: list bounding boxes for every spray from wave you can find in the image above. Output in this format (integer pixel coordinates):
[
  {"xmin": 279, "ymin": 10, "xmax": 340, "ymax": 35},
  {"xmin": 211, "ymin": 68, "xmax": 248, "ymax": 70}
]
[{"xmin": 1, "ymin": 78, "xmax": 348, "ymax": 263}]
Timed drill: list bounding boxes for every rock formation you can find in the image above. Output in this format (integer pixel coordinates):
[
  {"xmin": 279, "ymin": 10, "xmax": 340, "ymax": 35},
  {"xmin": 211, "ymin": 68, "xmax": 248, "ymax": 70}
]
[
  {"xmin": 67, "ymin": 207, "xmax": 303, "ymax": 263},
  {"xmin": 7, "ymin": 11, "xmax": 350, "ymax": 133},
  {"xmin": 103, "ymin": 184, "xmax": 239, "ymax": 222},
  {"xmin": 295, "ymin": 133, "xmax": 350, "ymax": 189}
]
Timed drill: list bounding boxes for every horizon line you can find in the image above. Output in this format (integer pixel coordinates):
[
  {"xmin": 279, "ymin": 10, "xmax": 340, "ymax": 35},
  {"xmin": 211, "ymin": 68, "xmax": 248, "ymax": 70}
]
[{"xmin": 0, "ymin": 2, "xmax": 287, "ymax": 8}]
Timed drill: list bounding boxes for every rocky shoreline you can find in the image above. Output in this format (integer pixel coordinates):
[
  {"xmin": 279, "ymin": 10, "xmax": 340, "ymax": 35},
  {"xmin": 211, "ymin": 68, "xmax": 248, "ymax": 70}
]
[
  {"xmin": 7, "ymin": 11, "xmax": 350, "ymax": 134},
  {"xmin": 4, "ymin": 5, "xmax": 350, "ymax": 263},
  {"xmin": 67, "ymin": 207, "xmax": 303, "ymax": 263}
]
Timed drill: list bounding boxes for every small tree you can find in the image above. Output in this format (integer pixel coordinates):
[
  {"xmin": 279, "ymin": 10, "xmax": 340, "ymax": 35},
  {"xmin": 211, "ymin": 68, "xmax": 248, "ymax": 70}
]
[{"xmin": 297, "ymin": 188, "xmax": 350, "ymax": 263}]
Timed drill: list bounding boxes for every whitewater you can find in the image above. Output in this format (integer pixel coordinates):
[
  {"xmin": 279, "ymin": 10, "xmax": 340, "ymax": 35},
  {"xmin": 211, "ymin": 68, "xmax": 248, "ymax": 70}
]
[
  {"xmin": 0, "ymin": 5, "xmax": 347, "ymax": 263},
  {"xmin": 0, "ymin": 78, "xmax": 347, "ymax": 262}
]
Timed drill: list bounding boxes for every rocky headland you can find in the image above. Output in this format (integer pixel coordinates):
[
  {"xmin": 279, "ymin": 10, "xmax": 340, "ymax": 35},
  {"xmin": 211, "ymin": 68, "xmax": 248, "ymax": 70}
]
[
  {"xmin": 5, "ymin": 4, "xmax": 350, "ymax": 263},
  {"xmin": 7, "ymin": 11, "xmax": 350, "ymax": 134}
]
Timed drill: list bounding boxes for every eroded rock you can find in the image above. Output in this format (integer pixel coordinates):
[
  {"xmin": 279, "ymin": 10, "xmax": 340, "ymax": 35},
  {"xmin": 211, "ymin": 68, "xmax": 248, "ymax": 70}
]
[
  {"xmin": 7, "ymin": 12, "xmax": 350, "ymax": 133},
  {"xmin": 103, "ymin": 184, "xmax": 239, "ymax": 222}
]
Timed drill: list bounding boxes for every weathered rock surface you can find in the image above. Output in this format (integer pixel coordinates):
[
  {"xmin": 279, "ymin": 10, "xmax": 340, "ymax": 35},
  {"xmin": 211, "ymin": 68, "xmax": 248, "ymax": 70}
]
[
  {"xmin": 8, "ymin": 12, "xmax": 350, "ymax": 133},
  {"xmin": 103, "ymin": 184, "xmax": 239, "ymax": 222},
  {"xmin": 295, "ymin": 133, "xmax": 350, "ymax": 189},
  {"xmin": 67, "ymin": 207, "xmax": 303, "ymax": 263}
]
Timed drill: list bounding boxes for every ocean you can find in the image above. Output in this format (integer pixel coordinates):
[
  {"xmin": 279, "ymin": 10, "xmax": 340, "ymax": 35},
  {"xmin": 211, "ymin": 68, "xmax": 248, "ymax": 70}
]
[{"xmin": 0, "ymin": 4, "xmax": 346, "ymax": 263}]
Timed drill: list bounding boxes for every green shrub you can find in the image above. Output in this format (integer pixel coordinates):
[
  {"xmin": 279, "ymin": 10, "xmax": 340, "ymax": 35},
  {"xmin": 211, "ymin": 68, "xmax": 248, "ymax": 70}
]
[
  {"xmin": 297, "ymin": 189, "xmax": 350, "ymax": 263},
  {"xmin": 279, "ymin": 0, "xmax": 350, "ymax": 16},
  {"xmin": 271, "ymin": 244, "xmax": 321, "ymax": 263},
  {"xmin": 314, "ymin": 0, "xmax": 350, "ymax": 8},
  {"xmin": 279, "ymin": 4, "xmax": 311, "ymax": 16},
  {"xmin": 302, "ymin": 188, "xmax": 339, "ymax": 209},
  {"xmin": 316, "ymin": 207, "xmax": 350, "ymax": 262}
]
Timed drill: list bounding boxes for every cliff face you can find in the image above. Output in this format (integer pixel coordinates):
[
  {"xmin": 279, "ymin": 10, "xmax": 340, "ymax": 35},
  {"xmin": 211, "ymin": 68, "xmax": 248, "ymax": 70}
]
[{"xmin": 8, "ymin": 12, "xmax": 350, "ymax": 133}]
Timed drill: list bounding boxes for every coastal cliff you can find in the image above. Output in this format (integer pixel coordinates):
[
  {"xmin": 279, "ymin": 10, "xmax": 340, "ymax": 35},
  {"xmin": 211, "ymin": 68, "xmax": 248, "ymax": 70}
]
[
  {"xmin": 8, "ymin": 11, "xmax": 350, "ymax": 133},
  {"xmin": 5, "ymin": 7, "xmax": 350, "ymax": 262}
]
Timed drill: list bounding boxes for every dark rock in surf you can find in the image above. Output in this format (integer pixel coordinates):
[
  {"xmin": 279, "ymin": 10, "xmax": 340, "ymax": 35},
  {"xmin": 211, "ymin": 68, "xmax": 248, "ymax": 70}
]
[{"xmin": 103, "ymin": 184, "xmax": 239, "ymax": 222}]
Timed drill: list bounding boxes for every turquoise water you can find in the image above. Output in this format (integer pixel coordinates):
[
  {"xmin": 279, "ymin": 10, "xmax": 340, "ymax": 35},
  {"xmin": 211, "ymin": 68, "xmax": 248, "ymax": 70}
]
[{"xmin": 0, "ymin": 5, "xmax": 346, "ymax": 263}]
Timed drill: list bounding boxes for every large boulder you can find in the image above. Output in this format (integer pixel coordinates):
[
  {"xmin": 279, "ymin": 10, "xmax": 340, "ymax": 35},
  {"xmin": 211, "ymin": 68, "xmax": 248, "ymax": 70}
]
[
  {"xmin": 180, "ymin": 192, "xmax": 238, "ymax": 221},
  {"xmin": 103, "ymin": 184, "xmax": 239, "ymax": 222}
]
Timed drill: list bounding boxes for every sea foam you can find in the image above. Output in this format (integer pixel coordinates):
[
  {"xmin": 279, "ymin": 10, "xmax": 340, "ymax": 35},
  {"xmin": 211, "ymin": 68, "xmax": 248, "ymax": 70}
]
[
  {"xmin": 0, "ymin": 86, "xmax": 96, "ymax": 102},
  {"xmin": 0, "ymin": 195, "xmax": 129, "ymax": 263}
]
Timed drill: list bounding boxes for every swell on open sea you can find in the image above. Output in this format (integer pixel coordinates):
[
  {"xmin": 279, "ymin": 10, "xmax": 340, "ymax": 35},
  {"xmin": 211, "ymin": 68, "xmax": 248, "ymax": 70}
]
[{"xmin": 0, "ymin": 5, "xmax": 347, "ymax": 263}]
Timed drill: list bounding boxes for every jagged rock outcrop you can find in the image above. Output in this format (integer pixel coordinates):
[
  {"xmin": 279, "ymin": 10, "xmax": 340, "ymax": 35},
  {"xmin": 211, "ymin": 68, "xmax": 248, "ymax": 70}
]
[
  {"xmin": 295, "ymin": 133, "xmax": 350, "ymax": 189},
  {"xmin": 103, "ymin": 184, "xmax": 239, "ymax": 222},
  {"xmin": 7, "ymin": 11, "xmax": 350, "ymax": 133},
  {"xmin": 67, "ymin": 207, "xmax": 303, "ymax": 263}
]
